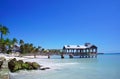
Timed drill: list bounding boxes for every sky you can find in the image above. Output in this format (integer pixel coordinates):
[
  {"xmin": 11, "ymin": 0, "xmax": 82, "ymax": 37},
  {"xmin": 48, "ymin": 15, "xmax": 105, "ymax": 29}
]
[{"xmin": 0, "ymin": 0, "xmax": 120, "ymax": 53}]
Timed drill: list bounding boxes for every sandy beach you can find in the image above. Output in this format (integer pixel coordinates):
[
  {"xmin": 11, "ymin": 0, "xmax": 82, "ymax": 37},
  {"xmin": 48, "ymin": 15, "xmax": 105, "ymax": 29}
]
[{"xmin": 0, "ymin": 53, "xmax": 48, "ymax": 61}]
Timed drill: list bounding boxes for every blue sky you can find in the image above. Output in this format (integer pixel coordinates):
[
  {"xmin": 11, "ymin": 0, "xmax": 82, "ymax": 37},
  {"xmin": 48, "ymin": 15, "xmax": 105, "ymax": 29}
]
[{"xmin": 0, "ymin": 0, "xmax": 120, "ymax": 53}]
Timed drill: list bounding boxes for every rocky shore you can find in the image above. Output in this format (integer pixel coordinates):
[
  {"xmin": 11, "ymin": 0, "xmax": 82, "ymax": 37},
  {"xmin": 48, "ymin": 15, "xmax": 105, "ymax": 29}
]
[
  {"xmin": 8, "ymin": 58, "xmax": 41, "ymax": 72},
  {"xmin": 0, "ymin": 54, "xmax": 50, "ymax": 79}
]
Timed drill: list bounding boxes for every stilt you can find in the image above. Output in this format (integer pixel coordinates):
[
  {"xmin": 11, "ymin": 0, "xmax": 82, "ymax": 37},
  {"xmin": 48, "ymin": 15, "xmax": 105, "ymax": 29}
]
[
  {"xmin": 92, "ymin": 54, "xmax": 94, "ymax": 58},
  {"xmin": 80, "ymin": 56, "xmax": 81, "ymax": 58},
  {"xmin": 88, "ymin": 55, "xmax": 90, "ymax": 58},
  {"xmin": 95, "ymin": 55, "xmax": 97, "ymax": 58},
  {"xmin": 48, "ymin": 55, "xmax": 50, "ymax": 59},
  {"xmin": 61, "ymin": 54, "xmax": 64, "ymax": 59},
  {"xmin": 69, "ymin": 54, "xmax": 73, "ymax": 58}
]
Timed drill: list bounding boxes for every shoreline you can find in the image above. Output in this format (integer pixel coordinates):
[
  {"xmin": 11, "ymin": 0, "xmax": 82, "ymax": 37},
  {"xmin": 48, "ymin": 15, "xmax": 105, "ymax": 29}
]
[
  {"xmin": 0, "ymin": 53, "xmax": 48, "ymax": 60},
  {"xmin": 0, "ymin": 53, "xmax": 49, "ymax": 79}
]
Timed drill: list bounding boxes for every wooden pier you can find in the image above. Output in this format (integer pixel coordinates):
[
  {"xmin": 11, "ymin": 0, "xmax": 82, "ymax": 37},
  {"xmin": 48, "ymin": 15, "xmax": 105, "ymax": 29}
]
[{"xmin": 62, "ymin": 43, "xmax": 97, "ymax": 58}]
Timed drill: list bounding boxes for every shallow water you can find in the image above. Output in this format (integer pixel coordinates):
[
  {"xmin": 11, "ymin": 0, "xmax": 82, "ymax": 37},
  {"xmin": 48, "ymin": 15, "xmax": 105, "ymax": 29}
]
[{"xmin": 10, "ymin": 54, "xmax": 120, "ymax": 79}]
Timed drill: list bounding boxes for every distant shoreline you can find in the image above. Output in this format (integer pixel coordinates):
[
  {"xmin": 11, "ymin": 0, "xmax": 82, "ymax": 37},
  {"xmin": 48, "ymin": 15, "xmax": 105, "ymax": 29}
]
[{"xmin": 98, "ymin": 53, "xmax": 120, "ymax": 55}]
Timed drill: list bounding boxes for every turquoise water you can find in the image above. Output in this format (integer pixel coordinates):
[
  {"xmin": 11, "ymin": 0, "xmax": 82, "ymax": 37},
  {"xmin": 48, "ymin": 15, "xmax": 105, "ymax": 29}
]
[{"xmin": 10, "ymin": 54, "xmax": 120, "ymax": 79}]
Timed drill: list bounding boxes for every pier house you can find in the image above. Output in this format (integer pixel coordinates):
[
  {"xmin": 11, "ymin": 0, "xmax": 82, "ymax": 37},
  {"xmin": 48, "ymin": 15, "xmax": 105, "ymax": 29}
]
[{"xmin": 62, "ymin": 43, "xmax": 97, "ymax": 58}]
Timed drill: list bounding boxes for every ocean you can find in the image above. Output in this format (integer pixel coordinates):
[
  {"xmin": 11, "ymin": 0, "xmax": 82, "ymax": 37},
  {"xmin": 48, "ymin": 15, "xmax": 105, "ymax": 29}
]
[{"xmin": 9, "ymin": 54, "xmax": 120, "ymax": 79}]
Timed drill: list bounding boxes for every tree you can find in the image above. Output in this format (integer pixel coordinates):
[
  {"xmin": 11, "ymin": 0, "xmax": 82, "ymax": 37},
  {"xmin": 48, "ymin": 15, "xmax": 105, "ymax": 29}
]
[
  {"xmin": 24, "ymin": 43, "xmax": 29, "ymax": 53},
  {"xmin": 12, "ymin": 38, "xmax": 18, "ymax": 45},
  {"xmin": 38, "ymin": 46, "xmax": 41, "ymax": 50},
  {"xmin": 0, "ymin": 38, "xmax": 6, "ymax": 52},
  {"xmin": 5, "ymin": 38, "xmax": 12, "ymax": 53},
  {"xmin": 33, "ymin": 47, "xmax": 39, "ymax": 58},
  {"xmin": 20, "ymin": 45, "xmax": 25, "ymax": 54},
  {"xmin": 0, "ymin": 25, "xmax": 9, "ymax": 53},
  {"xmin": 29, "ymin": 43, "xmax": 33, "ymax": 52},
  {"xmin": 37, "ymin": 46, "xmax": 41, "ymax": 54},
  {"xmin": 5, "ymin": 38, "xmax": 11, "ymax": 49},
  {"xmin": 19, "ymin": 39, "xmax": 24, "ymax": 45},
  {"xmin": 0, "ymin": 38, "xmax": 12, "ymax": 53},
  {"xmin": 0, "ymin": 25, "xmax": 9, "ymax": 40}
]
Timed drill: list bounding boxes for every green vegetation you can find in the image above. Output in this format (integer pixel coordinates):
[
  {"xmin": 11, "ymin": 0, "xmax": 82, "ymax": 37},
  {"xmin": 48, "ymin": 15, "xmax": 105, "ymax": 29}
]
[
  {"xmin": 0, "ymin": 24, "xmax": 9, "ymax": 53},
  {"xmin": 0, "ymin": 24, "xmax": 41, "ymax": 56},
  {"xmin": 0, "ymin": 24, "xmax": 9, "ymax": 40},
  {"xmin": 20, "ymin": 43, "xmax": 41, "ymax": 58}
]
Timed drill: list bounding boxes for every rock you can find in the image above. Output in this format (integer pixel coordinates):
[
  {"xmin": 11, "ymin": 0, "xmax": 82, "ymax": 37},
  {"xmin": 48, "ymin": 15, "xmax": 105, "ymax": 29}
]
[
  {"xmin": 8, "ymin": 58, "xmax": 17, "ymax": 72},
  {"xmin": 8, "ymin": 58, "xmax": 42, "ymax": 72},
  {"xmin": 40, "ymin": 68, "xmax": 46, "ymax": 70},
  {"xmin": 8, "ymin": 58, "xmax": 23, "ymax": 72},
  {"xmin": 8, "ymin": 63, "xmax": 17, "ymax": 72},
  {"xmin": 25, "ymin": 62, "xmax": 33, "ymax": 70},
  {"xmin": 18, "ymin": 60, "xmax": 24, "ymax": 64},
  {"xmin": 12, "ymin": 62, "xmax": 20, "ymax": 72},
  {"xmin": 18, "ymin": 60, "xmax": 23, "ymax": 68},
  {"xmin": 22, "ymin": 63, "xmax": 29, "ymax": 69},
  {"xmin": 32, "ymin": 62, "xmax": 40, "ymax": 69},
  {"xmin": 11, "ymin": 58, "xmax": 17, "ymax": 62},
  {"xmin": 44, "ymin": 67, "xmax": 50, "ymax": 69},
  {"xmin": 0, "ymin": 61, "xmax": 3, "ymax": 69},
  {"xmin": 16, "ymin": 60, "xmax": 24, "ymax": 69},
  {"xmin": 40, "ymin": 67, "xmax": 50, "ymax": 70}
]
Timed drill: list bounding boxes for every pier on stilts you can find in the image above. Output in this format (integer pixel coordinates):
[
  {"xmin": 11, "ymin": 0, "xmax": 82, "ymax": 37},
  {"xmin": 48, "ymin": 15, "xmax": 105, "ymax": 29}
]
[{"xmin": 62, "ymin": 43, "xmax": 97, "ymax": 58}]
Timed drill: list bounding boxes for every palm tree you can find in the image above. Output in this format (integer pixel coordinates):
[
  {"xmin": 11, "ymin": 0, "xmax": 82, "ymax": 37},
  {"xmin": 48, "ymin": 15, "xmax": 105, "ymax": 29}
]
[
  {"xmin": 12, "ymin": 38, "xmax": 18, "ymax": 45},
  {"xmin": 29, "ymin": 43, "xmax": 34, "ymax": 53},
  {"xmin": 38, "ymin": 46, "xmax": 41, "ymax": 50},
  {"xmin": 5, "ymin": 38, "xmax": 12, "ymax": 53},
  {"xmin": 0, "ymin": 38, "xmax": 6, "ymax": 52},
  {"xmin": 24, "ymin": 43, "xmax": 29, "ymax": 53},
  {"xmin": 20, "ymin": 45, "xmax": 25, "ymax": 54},
  {"xmin": 19, "ymin": 39, "xmax": 24, "ymax": 45},
  {"xmin": 5, "ymin": 38, "xmax": 11, "ymax": 48},
  {"xmin": 0, "ymin": 25, "xmax": 9, "ymax": 40},
  {"xmin": 0, "ymin": 25, "xmax": 9, "ymax": 53},
  {"xmin": 33, "ymin": 47, "xmax": 39, "ymax": 58},
  {"xmin": 37, "ymin": 46, "xmax": 41, "ymax": 54}
]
